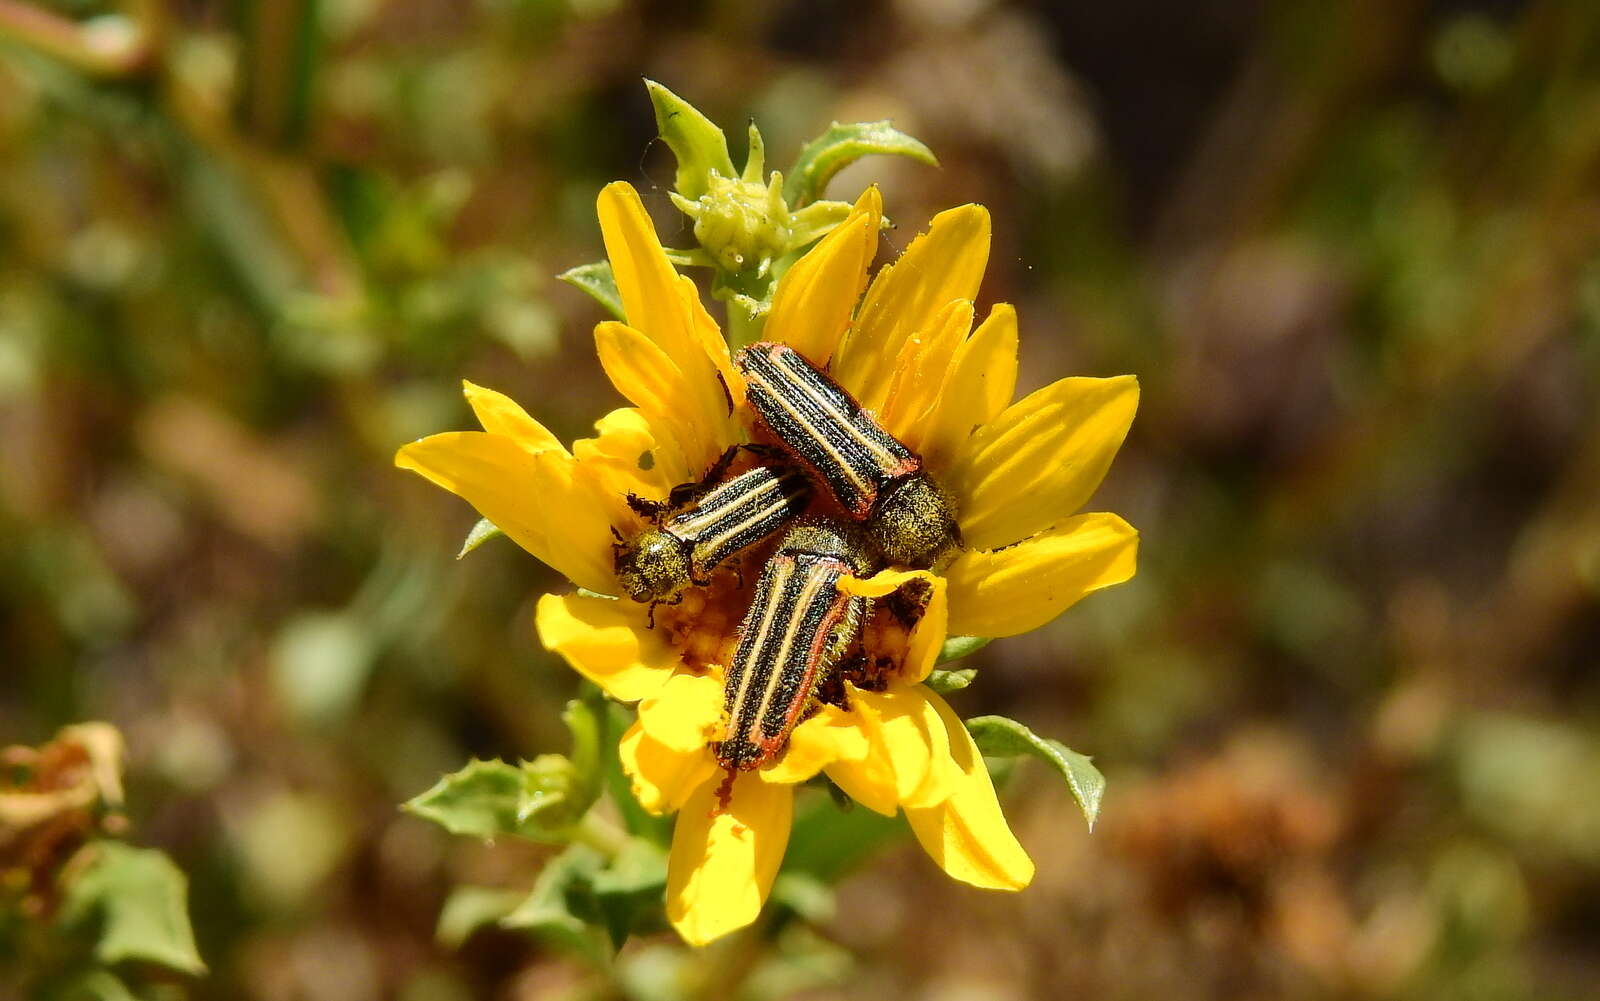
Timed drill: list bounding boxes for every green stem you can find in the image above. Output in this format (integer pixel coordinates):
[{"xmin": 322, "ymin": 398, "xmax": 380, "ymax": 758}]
[
  {"xmin": 724, "ymin": 295, "xmax": 766, "ymax": 349},
  {"xmin": 569, "ymin": 812, "xmax": 630, "ymax": 858}
]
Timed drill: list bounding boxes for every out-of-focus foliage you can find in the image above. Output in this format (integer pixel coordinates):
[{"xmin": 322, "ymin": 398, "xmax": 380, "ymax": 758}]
[
  {"xmin": 3, "ymin": 0, "xmax": 1599, "ymax": 999},
  {"xmin": 3, "ymin": 724, "xmax": 203, "ymax": 998}
]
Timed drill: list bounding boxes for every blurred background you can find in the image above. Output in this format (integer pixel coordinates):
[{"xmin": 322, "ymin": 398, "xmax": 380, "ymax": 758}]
[{"xmin": 4, "ymin": 0, "xmax": 1600, "ymax": 998}]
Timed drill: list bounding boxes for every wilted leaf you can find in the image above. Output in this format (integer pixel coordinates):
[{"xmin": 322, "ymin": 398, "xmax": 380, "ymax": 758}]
[
  {"xmin": 785, "ymin": 121, "xmax": 937, "ymax": 206},
  {"xmin": 966, "ymin": 716, "xmax": 1105, "ymax": 829},
  {"xmin": 925, "ymin": 667, "xmax": 976, "ymax": 695},
  {"xmin": 557, "ymin": 261, "xmax": 624, "ymax": 321},
  {"xmin": 1, "ymin": 723, "xmax": 126, "ymax": 831},
  {"xmin": 61, "ymin": 841, "xmax": 205, "ymax": 975},
  {"xmin": 457, "ymin": 517, "xmax": 504, "ymax": 558},
  {"xmin": 645, "ymin": 79, "xmax": 736, "ymax": 200}
]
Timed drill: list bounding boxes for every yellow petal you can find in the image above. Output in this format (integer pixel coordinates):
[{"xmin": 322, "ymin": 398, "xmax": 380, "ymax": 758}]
[
  {"xmin": 534, "ymin": 593, "xmax": 681, "ymax": 702},
  {"xmin": 901, "ymin": 573, "xmax": 949, "ymax": 685},
  {"xmin": 759, "ymin": 703, "xmax": 869, "ymax": 785},
  {"xmin": 573, "ymin": 407, "xmax": 684, "ymax": 519},
  {"xmin": 823, "ymin": 758, "xmax": 899, "ymax": 816},
  {"xmin": 850, "ymin": 686, "xmax": 951, "ymax": 810},
  {"xmin": 667, "ymin": 774, "xmax": 793, "ymax": 947},
  {"xmin": 638, "ymin": 670, "xmax": 726, "ymax": 754},
  {"xmin": 944, "ymin": 513, "xmax": 1138, "ymax": 638},
  {"xmin": 679, "ymin": 273, "xmax": 744, "ymax": 412},
  {"xmin": 904, "ymin": 690, "xmax": 1034, "ymax": 890},
  {"xmin": 764, "ymin": 187, "xmax": 882, "ymax": 368},
  {"xmin": 922, "ymin": 303, "xmax": 1018, "ymax": 470},
  {"xmin": 619, "ymin": 722, "xmax": 718, "ymax": 815},
  {"xmin": 597, "ymin": 182, "xmax": 698, "ymax": 361},
  {"xmin": 950, "ymin": 375, "xmax": 1138, "ymax": 551},
  {"xmin": 877, "ymin": 298, "xmax": 973, "ymax": 452},
  {"xmin": 596, "ymin": 183, "xmax": 732, "ymax": 470},
  {"xmin": 838, "ymin": 567, "xmax": 938, "ymax": 599},
  {"xmin": 462, "ymin": 381, "xmax": 566, "ymax": 455},
  {"xmin": 396, "ymin": 432, "xmax": 613, "ymax": 592},
  {"xmin": 832, "ymin": 204, "xmax": 991, "ymax": 411},
  {"xmin": 593, "ymin": 321, "xmax": 710, "ymax": 475},
  {"xmin": 837, "ymin": 569, "xmax": 948, "ymax": 685}
]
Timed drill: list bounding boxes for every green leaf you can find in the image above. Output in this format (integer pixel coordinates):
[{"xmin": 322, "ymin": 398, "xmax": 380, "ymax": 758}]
[
  {"xmin": 500, "ymin": 844, "xmax": 612, "ymax": 965},
  {"xmin": 436, "ymin": 885, "xmax": 525, "ymax": 949},
  {"xmin": 784, "ymin": 121, "xmax": 937, "ymax": 207},
  {"xmin": 644, "ymin": 79, "xmax": 736, "ymax": 200},
  {"xmin": 589, "ymin": 839, "xmax": 668, "ymax": 946},
  {"xmin": 965, "ymin": 716, "xmax": 1105, "ymax": 829},
  {"xmin": 557, "ymin": 261, "xmax": 624, "ymax": 321},
  {"xmin": 405, "ymin": 759, "xmax": 538, "ymax": 840},
  {"xmin": 551, "ymin": 697, "xmax": 603, "ymax": 822},
  {"xmin": 64, "ymin": 970, "xmax": 140, "ymax": 1001},
  {"xmin": 937, "ymin": 635, "xmax": 990, "ymax": 665},
  {"xmin": 406, "ymin": 700, "xmax": 603, "ymax": 843},
  {"xmin": 61, "ymin": 842, "xmax": 205, "ymax": 975},
  {"xmin": 457, "ymin": 517, "xmax": 504, "ymax": 558},
  {"xmin": 925, "ymin": 667, "xmax": 976, "ymax": 694}
]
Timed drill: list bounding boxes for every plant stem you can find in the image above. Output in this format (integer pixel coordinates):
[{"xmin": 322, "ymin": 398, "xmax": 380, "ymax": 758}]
[{"xmin": 569, "ymin": 811, "xmax": 630, "ymax": 858}]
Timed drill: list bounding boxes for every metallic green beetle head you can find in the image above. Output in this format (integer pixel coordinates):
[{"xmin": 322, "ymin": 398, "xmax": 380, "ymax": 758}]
[
  {"xmin": 612, "ymin": 529, "xmax": 692, "ymax": 603},
  {"xmin": 867, "ymin": 474, "xmax": 959, "ymax": 570}
]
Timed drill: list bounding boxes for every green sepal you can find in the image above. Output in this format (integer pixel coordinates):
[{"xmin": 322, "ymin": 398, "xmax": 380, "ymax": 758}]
[
  {"xmin": 60, "ymin": 841, "xmax": 206, "ymax": 976},
  {"xmin": 458, "ymin": 517, "xmax": 504, "ymax": 558},
  {"xmin": 937, "ymin": 635, "xmax": 990, "ymax": 664},
  {"xmin": 405, "ymin": 699, "xmax": 603, "ymax": 843},
  {"xmin": 925, "ymin": 667, "xmax": 976, "ymax": 694},
  {"xmin": 557, "ymin": 261, "xmax": 624, "ymax": 321},
  {"xmin": 965, "ymin": 716, "xmax": 1105, "ymax": 829},
  {"xmin": 645, "ymin": 79, "xmax": 736, "ymax": 201},
  {"xmin": 499, "ymin": 844, "xmax": 613, "ymax": 965},
  {"xmin": 785, "ymin": 121, "xmax": 937, "ymax": 207}
]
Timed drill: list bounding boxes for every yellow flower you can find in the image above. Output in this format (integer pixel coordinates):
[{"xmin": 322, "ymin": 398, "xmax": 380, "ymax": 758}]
[
  {"xmin": 605, "ymin": 183, "xmax": 1139, "ymax": 944},
  {"xmin": 396, "ymin": 179, "xmax": 1139, "ymax": 947}
]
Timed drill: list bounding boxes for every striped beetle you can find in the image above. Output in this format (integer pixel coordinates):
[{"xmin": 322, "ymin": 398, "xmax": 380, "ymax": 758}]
[
  {"xmin": 711, "ymin": 521, "xmax": 871, "ymax": 774},
  {"xmin": 735, "ymin": 342, "xmax": 960, "ymax": 569},
  {"xmin": 612, "ymin": 446, "xmax": 810, "ymax": 619}
]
